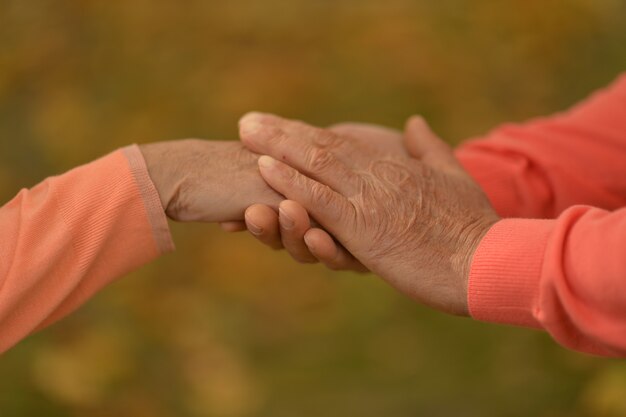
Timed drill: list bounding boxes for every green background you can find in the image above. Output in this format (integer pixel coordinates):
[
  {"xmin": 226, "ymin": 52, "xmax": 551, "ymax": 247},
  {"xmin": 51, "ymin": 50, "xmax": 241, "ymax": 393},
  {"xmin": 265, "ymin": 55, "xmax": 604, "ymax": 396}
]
[{"xmin": 1, "ymin": 1, "xmax": 625, "ymax": 416}]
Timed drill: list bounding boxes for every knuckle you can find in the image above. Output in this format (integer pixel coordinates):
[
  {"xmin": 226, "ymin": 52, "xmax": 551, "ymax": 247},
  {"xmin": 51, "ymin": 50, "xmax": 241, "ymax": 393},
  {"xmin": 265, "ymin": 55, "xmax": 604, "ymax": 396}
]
[
  {"xmin": 310, "ymin": 182, "xmax": 335, "ymax": 207},
  {"xmin": 313, "ymin": 131, "xmax": 342, "ymax": 148},
  {"xmin": 307, "ymin": 148, "xmax": 336, "ymax": 173},
  {"xmin": 327, "ymin": 122, "xmax": 355, "ymax": 131},
  {"xmin": 327, "ymin": 123, "xmax": 361, "ymax": 139},
  {"xmin": 268, "ymin": 128, "xmax": 287, "ymax": 146},
  {"xmin": 282, "ymin": 163, "xmax": 300, "ymax": 184}
]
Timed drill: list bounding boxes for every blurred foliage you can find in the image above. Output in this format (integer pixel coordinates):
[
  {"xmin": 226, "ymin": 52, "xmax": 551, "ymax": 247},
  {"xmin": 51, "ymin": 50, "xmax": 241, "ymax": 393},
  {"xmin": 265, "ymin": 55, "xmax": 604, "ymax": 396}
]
[{"xmin": 1, "ymin": 0, "xmax": 626, "ymax": 416}]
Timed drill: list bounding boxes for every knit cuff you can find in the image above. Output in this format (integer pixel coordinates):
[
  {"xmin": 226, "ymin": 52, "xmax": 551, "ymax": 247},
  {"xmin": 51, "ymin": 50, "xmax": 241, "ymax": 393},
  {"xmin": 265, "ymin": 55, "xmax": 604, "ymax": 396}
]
[
  {"xmin": 467, "ymin": 218, "xmax": 554, "ymax": 328},
  {"xmin": 122, "ymin": 145, "xmax": 175, "ymax": 255}
]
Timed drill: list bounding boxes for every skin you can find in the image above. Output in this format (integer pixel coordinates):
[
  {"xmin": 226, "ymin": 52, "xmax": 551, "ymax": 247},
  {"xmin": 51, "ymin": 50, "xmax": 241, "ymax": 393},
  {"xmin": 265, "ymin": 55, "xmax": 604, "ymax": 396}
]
[
  {"xmin": 237, "ymin": 122, "xmax": 408, "ymax": 271},
  {"xmin": 237, "ymin": 122, "xmax": 475, "ymax": 271},
  {"xmin": 139, "ymin": 139, "xmax": 283, "ymax": 222},
  {"xmin": 237, "ymin": 112, "xmax": 500, "ymax": 316}
]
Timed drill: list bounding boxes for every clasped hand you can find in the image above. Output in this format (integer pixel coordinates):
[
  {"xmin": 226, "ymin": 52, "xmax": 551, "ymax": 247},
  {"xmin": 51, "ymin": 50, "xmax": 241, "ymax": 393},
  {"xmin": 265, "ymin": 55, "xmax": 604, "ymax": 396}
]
[{"xmin": 140, "ymin": 114, "xmax": 499, "ymax": 316}]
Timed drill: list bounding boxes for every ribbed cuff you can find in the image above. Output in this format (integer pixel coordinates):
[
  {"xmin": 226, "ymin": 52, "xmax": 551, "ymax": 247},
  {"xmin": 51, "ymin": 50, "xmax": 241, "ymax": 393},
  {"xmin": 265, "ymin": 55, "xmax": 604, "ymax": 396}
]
[
  {"xmin": 122, "ymin": 145, "xmax": 175, "ymax": 254},
  {"xmin": 467, "ymin": 218, "xmax": 555, "ymax": 329}
]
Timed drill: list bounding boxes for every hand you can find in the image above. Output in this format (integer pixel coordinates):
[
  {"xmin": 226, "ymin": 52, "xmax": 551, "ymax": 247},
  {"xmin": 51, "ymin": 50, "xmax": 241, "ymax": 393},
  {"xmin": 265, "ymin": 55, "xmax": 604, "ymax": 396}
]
[
  {"xmin": 232, "ymin": 123, "xmax": 409, "ymax": 271},
  {"xmin": 238, "ymin": 113, "xmax": 500, "ymax": 316},
  {"xmin": 139, "ymin": 139, "xmax": 283, "ymax": 222},
  {"xmin": 239, "ymin": 121, "xmax": 488, "ymax": 274}
]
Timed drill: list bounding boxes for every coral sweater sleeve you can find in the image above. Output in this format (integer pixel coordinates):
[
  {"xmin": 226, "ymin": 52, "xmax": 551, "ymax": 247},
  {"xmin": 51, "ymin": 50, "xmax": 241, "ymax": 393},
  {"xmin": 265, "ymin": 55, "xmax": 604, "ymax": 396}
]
[
  {"xmin": 455, "ymin": 74, "xmax": 626, "ymax": 356},
  {"xmin": 0, "ymin": 145, "xmax": 174, "ymax": 354}
]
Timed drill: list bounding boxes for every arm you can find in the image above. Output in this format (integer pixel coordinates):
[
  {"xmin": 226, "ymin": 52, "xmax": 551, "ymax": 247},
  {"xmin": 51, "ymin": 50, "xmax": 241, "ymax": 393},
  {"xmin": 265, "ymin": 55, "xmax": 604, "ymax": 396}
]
[
  {"xmin": 456, "ymin": 73, "xmax": 626, "ymax": 218},
  {"xmin": 238, "ymin": 113, "xmax": 626, "ymax": 357},
  {"xmin": 0, "ymin": 146, "xmax": 170, "ymax": 353},
  {"xmin": 0, "ymin": 140, "xmax": 281, "ymax": 353},
  {"xmin": 461, "ymin": 74, "xmax": 626, "ymax": 354},
  {"xmin": 242, "ymin": 74, "xmax": 626, "ymax": 266},
  {"xmin": 469, "ymin": 206, "xmax": 626, "ymax": 357}
]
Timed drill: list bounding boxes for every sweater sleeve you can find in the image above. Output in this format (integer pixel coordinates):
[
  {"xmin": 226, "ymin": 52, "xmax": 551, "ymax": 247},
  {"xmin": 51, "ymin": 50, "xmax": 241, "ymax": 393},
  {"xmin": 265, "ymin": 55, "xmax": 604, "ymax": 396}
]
[
  {"xmin": 0, "ymin": 145, "xmax": 174, "ymax": 353},
  {"xmin": 469, "ymin": 207, "xmax": 626, "ymax": 357},
  {"xmin": 457, "ymin": 73, "xmax": 626, "ymax": 356},
  {"xmin": 456, "ymin": 73, "xmax": 626, "ymax": 219}
]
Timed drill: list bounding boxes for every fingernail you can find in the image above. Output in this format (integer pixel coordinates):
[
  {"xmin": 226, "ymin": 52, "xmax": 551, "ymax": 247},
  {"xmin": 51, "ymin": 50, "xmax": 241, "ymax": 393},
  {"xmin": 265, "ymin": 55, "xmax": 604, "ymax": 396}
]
[
  {"xmin": 258, "ymin": 155, "xmax": 276, "ymax": 169},
  {"xmin": 240, "ymin": 111, "xmax": 265, "ymax": 122},
  {"xmin": 240, "ymin": 113, "xmax": 280, "ymax": 140},
  {"xmin": 304, "ymin": 233, "xmax": 315, "ymax": 251},
  {"xmin": 239, "ymin": 112, "xmax": 265, "ymax": 131},
  {"xmin": 279, "ymin": 208, "xmax": 295, "ymax": 230},
  {"xmin": 240, "ymin": 120, "xmax": 263, "ymax": 137},
  {"xmin": 246, "ymin": 219, "xmax": 263, "ymax": 235}
]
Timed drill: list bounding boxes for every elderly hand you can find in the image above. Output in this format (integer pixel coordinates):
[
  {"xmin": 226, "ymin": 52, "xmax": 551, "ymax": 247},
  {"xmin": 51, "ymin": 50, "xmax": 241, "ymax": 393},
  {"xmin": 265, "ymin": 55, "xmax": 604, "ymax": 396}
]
[
  {"xmin": 238, "ymin": 122, "xmax": 410, "ymax": 271},
  {"xmin": 238, "ymin": 113, "xmax": 499, "ymax": 315},
  {"xmin": 139, "ymin": 139, "xmax": 282, "ymax": 222}
]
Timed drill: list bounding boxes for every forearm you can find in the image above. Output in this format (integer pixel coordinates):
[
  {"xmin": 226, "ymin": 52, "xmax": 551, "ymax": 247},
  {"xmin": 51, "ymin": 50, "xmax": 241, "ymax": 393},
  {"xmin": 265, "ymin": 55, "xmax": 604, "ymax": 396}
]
[
  {"xmin": 456, "ymin": 73, "xmax": 626, "ymax": 219},
  {"xmin": 0, "ymin": 145, "xmax": 173, "ymax": 353},
  {"xmin": 468, "ymin": 206, "xmax": 626, "ymax": 357}
]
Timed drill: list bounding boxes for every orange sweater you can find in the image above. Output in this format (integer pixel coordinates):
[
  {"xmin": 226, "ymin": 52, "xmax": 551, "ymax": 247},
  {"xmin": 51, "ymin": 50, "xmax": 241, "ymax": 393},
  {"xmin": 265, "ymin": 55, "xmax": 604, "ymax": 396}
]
[
  {"xmin": 458, "ymin": 73, "xmax": 626, "ymax": 357},
  {"xmin": 0, "ymin": 146, "xmax": 173, "ymax": 353},
  {"xmin": 1, "ymin": 74, "xmax": 625, "ymax": 356}
]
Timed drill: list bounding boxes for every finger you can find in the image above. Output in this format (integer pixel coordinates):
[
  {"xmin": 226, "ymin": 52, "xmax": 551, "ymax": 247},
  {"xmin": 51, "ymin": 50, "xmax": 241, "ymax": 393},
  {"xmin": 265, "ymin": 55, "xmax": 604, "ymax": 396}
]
[
  {"xmin": 239, "ymin": 112, "xmax": 359, "ymax": 196},
  {"xmin": 404, "ymin": 115, "xmax": 459, "ymax": 170},
  {"xmin": 257, "ymin": 155, "xmax": 353, "ymax": 239},
  {"xmin": 244, "ymin": 204, "xmax": 283, "ymax": 250},
  {"xmin": 328, "ymin": 122, "xmax": 408, "ymax": 161},
  {"xmin": 220, "ymin": 221, "xmax": 247, "ymax": 232},
  {"xmin": 328, "ymin": 122, "xmax": 403, "ymax": 142},
  {"xmin": 278, "ymin": 200, "xmax": 318, "ymax": 263},
  {"xmin": 304, "ymin": 228, "xmax": 368, "ymax": 273}
]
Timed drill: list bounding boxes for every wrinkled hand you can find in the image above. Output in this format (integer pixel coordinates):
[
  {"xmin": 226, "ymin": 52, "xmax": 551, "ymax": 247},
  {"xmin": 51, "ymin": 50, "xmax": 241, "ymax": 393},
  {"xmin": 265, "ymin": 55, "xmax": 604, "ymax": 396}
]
[
  {"xmin": 139, "ymin": 139, "xmax": 282, "ymax": 222},
  {"xmin": 235, "ymin": 122, "xmax": 409, "ymax": 272},
  {"xmin": 238, "ymin": 113, "xmax": 499, "ymax": 315}
]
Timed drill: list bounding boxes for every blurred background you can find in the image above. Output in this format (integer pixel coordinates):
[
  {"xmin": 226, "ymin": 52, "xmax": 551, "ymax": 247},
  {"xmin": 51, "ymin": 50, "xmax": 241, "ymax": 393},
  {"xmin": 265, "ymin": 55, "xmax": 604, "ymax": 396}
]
[{"xmin": 1, "ymin": 0, "xmax": 626, "ymax": 416}]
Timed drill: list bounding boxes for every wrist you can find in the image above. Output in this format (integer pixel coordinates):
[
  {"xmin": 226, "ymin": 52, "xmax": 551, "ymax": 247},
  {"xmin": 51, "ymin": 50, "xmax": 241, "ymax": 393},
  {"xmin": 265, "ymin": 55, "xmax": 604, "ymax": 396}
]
[
  {"xmin": 452, "ymin": 215, "xmax": 500, "ymax": 316},
  {"xmin": 138, "ymin": 142, "xmax": 181, "ymax": 216}
]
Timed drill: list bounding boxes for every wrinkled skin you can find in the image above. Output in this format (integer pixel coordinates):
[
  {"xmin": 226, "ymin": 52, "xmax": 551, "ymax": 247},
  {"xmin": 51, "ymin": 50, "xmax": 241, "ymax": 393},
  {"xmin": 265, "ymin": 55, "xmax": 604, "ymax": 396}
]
[
  {"xmin": 231, "ymin": 123, "xmax": 408, "ymax": 271},
  {"xmin": 140, "ymin": 139, "xmax": 282, "ymax": 222},
  {"xmin": 238, "ymin": 113, "xmax": 500, "ymax": 315}
]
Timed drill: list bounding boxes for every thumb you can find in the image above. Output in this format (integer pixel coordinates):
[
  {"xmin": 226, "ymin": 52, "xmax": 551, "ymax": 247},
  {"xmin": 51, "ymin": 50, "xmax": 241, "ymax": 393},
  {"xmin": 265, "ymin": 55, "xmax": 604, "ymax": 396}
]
[{"xmin": 404, "ymin": 116, "xmax": 458, "ymax": 170}]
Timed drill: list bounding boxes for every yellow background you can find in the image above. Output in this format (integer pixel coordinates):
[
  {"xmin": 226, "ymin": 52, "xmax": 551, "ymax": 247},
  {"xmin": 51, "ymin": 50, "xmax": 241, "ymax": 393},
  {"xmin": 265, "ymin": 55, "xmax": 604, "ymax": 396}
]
[{"xmin": 1, "ymin": 1, "xmax": 625, "ymax": 416}]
